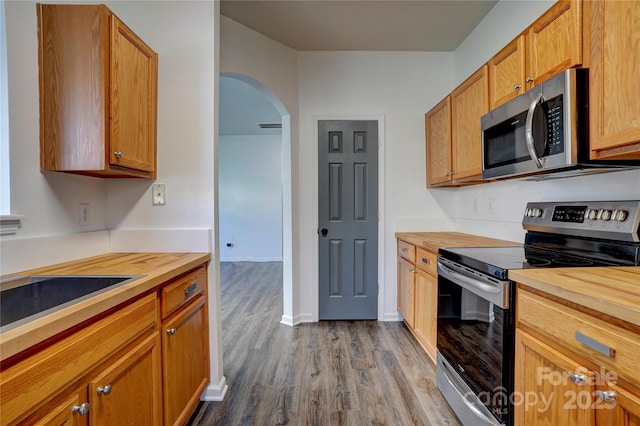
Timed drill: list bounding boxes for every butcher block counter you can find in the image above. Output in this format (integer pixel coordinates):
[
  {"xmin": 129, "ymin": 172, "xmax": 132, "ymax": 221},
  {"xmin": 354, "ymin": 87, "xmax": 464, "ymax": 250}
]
[
  {"xmin": 395, "ymin": 231, "xmax": 520, "ymax": 252},
  {"xmin": 0, "ymin": 252, "xmax": 210, "ymax": 362},
  {"xmin": 510, "ymin": 266, "xmax": 640, "ymax": 327},
  {"xmin": 0, "ymin": 252, "xmax": 211, "ymax": 426}
]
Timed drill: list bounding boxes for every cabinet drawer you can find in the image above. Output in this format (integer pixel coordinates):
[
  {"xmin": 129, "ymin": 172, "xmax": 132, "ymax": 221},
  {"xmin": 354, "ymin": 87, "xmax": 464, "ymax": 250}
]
[
  {"xmin": 398, "ymin": 240, "xmax": 416, "ymax": 263},
  {"xmin": 0, "ymin": 293, "xmax": 156, "ymax": 426},
  {"xmin": 517, "ymin": 288, "xmax": 640, "ymax": 389},
  {"xmin": 161, "ymin": 266, "xmax": 206, "ymax": 318},
  {"xmin": 415, "ymin": 247, "xmax": 437, "ymax": 276}
]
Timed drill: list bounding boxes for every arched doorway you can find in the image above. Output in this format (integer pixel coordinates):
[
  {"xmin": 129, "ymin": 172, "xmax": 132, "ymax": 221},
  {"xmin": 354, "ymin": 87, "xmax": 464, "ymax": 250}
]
[{"xmin": 218, "ymin": 73, "xmax": 293, "ymax": 324}]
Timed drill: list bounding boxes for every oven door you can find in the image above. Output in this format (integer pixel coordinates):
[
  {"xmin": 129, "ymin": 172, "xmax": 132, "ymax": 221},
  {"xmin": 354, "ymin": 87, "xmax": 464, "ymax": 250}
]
[{"xmin": 436, "ymin": 257, "xmax": 515, "ymax": 425}]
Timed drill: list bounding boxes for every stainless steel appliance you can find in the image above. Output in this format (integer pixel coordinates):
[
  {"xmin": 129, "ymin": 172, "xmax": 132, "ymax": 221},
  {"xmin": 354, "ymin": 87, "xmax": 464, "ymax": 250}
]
[
  {"xmin": 481, "ymin": 69, "xmax": 638, "ymax": 180},
  {"xmin": 436, "ymin": 200, "xmax": 640, "ymax": 425}
]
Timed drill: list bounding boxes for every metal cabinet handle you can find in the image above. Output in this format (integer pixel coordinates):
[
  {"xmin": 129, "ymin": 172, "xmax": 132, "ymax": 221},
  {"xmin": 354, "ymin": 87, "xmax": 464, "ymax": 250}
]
[
  {"xmin": 575, "ymin": 331, "xmax": 614, "ymax": 357},
  {"xmin": 167, "ymin": 328, "xmax": 177, "ymax": 335},
  {"xmin": 114, "ymin": 151, "xmax": 124, "ymax": 158},
  {"xmin": 569, "ymin": 373, "xmax": 586, "ymax": 385},
  {"xmin": 597, "ymin": 390, "xmax": 616, "ymax": 402},
  {"xmin": 525, "ymin": 76, "xmax": 534, "ymax": 83},
  {"xmin": 72, "ymin": 403, "xmax": 90, "ymax": 416},
  {"xmin": 97, "ymin": 384, "xmax": 112, "ymax": 395},
  {"xmin": 184, "ymin": 283, "xmax": 197, "ymax": 295},
  {"xmin": 513, "ymin": 84, "xmax": 522, "ymax": 90},
  {"xmin": 401, "ymin": 248, "xmax": 407, "ymax": 253},
  {"xmin": 408, "ymin": 267, "xmax": 417, "ymax": 273},
  {"xmin": 421, "ymin": 258, "xmax": 430, "ymax": 265}
]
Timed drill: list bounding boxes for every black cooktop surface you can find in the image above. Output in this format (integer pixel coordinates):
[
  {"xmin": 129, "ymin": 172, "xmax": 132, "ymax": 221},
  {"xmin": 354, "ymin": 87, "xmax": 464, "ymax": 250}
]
[{"xmin": 438, "ymin": 245, "xmax": 623, "ymax": 280}]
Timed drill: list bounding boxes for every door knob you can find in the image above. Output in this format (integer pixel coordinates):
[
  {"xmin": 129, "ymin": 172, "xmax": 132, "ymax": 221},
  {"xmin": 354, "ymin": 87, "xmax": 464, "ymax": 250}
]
[{"xmin": 321, "ymin": 228, "xmax": 328, "ymax": 236}]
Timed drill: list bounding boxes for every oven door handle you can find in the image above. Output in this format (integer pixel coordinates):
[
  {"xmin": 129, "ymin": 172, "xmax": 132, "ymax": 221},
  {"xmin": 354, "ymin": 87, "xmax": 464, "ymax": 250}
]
[
  {"xmin": 439, "ymin": 356, "xmax": 501, "ymax": 426},
  {"xmin": 437, "ymin": 259, "xmax": 509, "ymax": 309}
]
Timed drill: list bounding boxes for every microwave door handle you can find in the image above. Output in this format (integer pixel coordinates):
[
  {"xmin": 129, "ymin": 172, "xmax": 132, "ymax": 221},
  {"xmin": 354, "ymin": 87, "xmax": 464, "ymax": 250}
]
[{"xmin": 525, "ymin": 92, "xmax": 545, "ymax": 168}]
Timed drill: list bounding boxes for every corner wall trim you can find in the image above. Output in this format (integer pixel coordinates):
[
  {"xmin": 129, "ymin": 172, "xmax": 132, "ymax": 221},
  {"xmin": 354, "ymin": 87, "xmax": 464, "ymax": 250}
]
[{"xmin": 201, "ymin": 376, "xmax": 228, "ymax": 401}]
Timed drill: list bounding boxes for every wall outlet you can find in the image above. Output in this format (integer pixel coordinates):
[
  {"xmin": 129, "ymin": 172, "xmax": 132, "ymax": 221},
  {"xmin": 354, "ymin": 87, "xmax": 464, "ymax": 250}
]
[
  {"xmin": 152, "ymin": 183, "xmax": 166, "ymax": 205},
  {"xmin": 78, "ymin": 203, "xmax": 90, "ymax": 226},
  {"xmin": 488, "ymin": 198, "xmax": 495, "ymax": 214}
]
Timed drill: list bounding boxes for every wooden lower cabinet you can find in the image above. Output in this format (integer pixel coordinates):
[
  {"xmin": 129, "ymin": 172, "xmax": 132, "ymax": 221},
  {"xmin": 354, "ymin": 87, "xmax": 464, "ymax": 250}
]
[
  {"xmin": 1, "ymin": 263, "xmax": 210, "ymax": 426},
  {"xmin": 31, "ymin": 389, "xmax": 88, "ymax": 426},
  {"xmin": 162, "ymin": 295, "xmax": 210, "ymax": 426},
  {"xmin": 515, "ymin": 330, "xmax": 595, "ymax": 425},
  {"xmin": 515, "ymin": 286, "xmax": 640, "ymax": 426},
  {"xmin": 397, "ymin": 257, "xmax": 416, "ymax": 328},
  {"xmin": 88, "ymin": 333, "xmax": 162, "ymax": 425},
  {"xmin": 413, "ymin": 268, "xmax": 437, "ymax": 362}
]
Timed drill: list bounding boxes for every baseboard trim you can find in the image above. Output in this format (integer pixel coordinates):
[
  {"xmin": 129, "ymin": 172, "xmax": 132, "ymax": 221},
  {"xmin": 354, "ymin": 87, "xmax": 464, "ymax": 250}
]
[
  {"xmin": 201, "ymin": 376, "xmax": 228, "ymax": 401},
  {"xmin": 280, "ymin": 313, "xmax": 313, "ymax": 326},
  {"xmin": 382, "ymin": 312, "xmax": 403, "ymax": 321},
  {"xmin": 220, "ymin": 257, "xmax": 283, "ymax": 262}
]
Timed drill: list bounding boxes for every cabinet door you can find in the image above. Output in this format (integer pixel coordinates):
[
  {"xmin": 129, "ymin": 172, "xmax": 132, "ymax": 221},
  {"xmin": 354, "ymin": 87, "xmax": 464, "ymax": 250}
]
[
  {"xmin": 162, "ymin": 296, "xmax": 210, "ymax": 426},
  {"xmin": 397, "ymin": 257, "xmax": 416, "ymax": 328},
  {"xmin": 110, "ymin": 15, "xmax": 158, "ymax": 175},
  {"xmin": 30, "ymin": 389, "xmax": 88, "ymax": 426},
  {"xmin": 88, "ymin": 333, "xmax": 162, "ymax": 426},
  {"xmin": 588, "ymin": 0, "xmax": 640, "ymax": 159},
  {"xmin": 595, "ymin": 382, "xmax": 640, "ymax": 425},
  {"xmin": 413, "ymin": 268, "xmax": 437, "ymax": 362},
  {"xmin": 451, "ymin": 65, "xmax": 488, "ymax": 182},
  {"xmin": 527, "ymin": 0, "xmax": 582, "ymax": 87},
  {"xmin": 515, "ymin": 330, "xmax": 595, "ymax": 426},
  {"xmin": 489, "ymin": 35, "xmax": 526, "ymax": 110},
  {"xmin": 425, "ymin": 96, "xmax": 452, "ymax": 187}
]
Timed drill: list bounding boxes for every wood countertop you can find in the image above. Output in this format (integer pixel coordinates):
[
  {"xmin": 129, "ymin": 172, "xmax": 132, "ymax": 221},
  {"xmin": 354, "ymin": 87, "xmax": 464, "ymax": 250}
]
[
  {"xmin": 395, "ymin": 231, "xmax": 520, "ymax": 252},
  {"xmin": 0, "ymin": 252, "xmax": 211, "ymax": 361},
  {"xmin": 509, "ymin": 267, "xmax": 640, "ymax": 327}
]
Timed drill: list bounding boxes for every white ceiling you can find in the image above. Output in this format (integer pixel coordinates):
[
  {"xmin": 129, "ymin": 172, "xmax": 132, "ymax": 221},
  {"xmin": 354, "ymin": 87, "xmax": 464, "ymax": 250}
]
[
  {"xmin": 220, "ymin": 0, "xmax": 499, "ymax": 52},
  {"xmin": 219, "ymin": 0, "xmax": 499, "ymax": 135}
]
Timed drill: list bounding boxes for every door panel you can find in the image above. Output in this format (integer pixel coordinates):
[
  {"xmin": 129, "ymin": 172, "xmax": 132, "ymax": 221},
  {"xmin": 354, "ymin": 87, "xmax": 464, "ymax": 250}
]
[{"xmin": 319, "ymin": 120, "xmax": 378, "ymax": 319}]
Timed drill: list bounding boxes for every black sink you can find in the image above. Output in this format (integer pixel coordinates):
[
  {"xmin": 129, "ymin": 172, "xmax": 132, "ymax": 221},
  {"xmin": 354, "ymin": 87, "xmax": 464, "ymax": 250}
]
[{"xmin": 0, "ymin": 275, "xmax": 138, "ymax": 330}]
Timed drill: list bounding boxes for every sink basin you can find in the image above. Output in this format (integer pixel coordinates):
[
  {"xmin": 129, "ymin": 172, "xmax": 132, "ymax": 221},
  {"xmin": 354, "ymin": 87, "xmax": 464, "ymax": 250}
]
[{"xmin": 0, "ymin": 275, "xmax": 140, "ymax": 331}]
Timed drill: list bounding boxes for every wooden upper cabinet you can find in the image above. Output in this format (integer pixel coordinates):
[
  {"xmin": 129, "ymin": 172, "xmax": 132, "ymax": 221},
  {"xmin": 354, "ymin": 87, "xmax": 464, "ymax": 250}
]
[
  {"xmin": 425, "ymin": 96, "xmax": 452, "ymax": 186},
  {"xmin": 489, "ymin": 0, "xmax": 582, "ymax": 111},
  {"xmin": 527, "ymin": 0, "xmax": 582, "ymax": 88},
  {"xmin": 451, "ymin": 65, "xmax": 488, "ymax": 182},
  {"xmin": 38, "ymin": 4, "xmax": 158, "ymax": 178},
  {"xmin": 587, "ymin": 0, "xmax": 640, "ymax": 160},
  {"xmin": 488, "ymin": 36, "xmax": 526, "ymax": 110}
]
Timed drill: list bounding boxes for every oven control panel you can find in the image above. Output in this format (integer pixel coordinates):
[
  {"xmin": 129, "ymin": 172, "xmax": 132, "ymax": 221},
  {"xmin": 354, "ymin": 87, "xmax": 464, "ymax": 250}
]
[{"xmin": 522, "ymin": 200, "xmax": 640, "ymax": 242}]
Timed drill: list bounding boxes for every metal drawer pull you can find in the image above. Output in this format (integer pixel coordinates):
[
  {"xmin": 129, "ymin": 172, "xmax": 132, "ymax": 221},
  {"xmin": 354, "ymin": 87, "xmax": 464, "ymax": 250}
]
[
  {"xmin": 114, "ymin": 151, "xmax": 123, "ymax": 158},
  {"xmin": 401, "ymin": 248, "xmax": 407, "ymax": 253},
  {"xmin": 184, "ymin": 283, "xmax": 197, "ymax": 295},
  {"xmin": 72, "ymin": 403, "xmax": 90, "ymax": 415},
  {"xmin": 569, "ymin": 373, "xmax": 586, "ymax": 385},
  {"xmin": 575, "ymin": 331, "xmax": 614, "ymax": 357},
  {"xmin": 597, "ymin": 390, "xmax": 616, "ymax": 402},
  {"xmin": 167, "ymin": 328, "xmax": 177, "ymax": 335},
  {"xmin": 421, "ymin": 258, "xmax": 430, "ymax": 265},
  {"xmin": 97, "ymin": 384, "xmax": 112, "ymax": 395}
]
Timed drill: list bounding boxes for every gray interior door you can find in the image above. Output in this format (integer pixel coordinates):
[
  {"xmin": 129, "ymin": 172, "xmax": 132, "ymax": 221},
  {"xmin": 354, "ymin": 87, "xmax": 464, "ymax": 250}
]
[{"xmin": 318, "ymin": 120, "xmax": 378, "ymax": 320}]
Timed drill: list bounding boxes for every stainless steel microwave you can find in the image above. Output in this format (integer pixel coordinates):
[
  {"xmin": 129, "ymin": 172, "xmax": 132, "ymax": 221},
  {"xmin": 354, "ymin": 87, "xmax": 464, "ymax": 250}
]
[{"xmin": 481, "ymin": 68, "xmax": 636, "ymax": 180}]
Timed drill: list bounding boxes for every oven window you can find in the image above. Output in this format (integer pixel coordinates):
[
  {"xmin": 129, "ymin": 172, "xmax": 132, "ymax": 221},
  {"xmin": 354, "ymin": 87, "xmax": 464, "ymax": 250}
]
[{"xmin": 437, "ymin": 276, "xmax": 513, "ymax": 423}]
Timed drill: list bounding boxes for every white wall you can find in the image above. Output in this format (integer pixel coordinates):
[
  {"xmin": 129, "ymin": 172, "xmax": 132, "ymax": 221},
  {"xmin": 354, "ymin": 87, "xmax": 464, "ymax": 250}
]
[
  {"xmin": 218, "ymin": 135, "xmax": 283, "ymax": 262},
  {"xmin": 1, "ymin": 1, "xmax": 110, "ymax": 274},
  {"xmin": 450, "ymin": 0, "xmax": 640, "ymax": 241},
  {"xmin": 298, "ymin": 51, "xmax": 457, "ymax": 321},
  {"xmin": 220, "ymin": 16, "xmax": 298, "ymax": 324}
]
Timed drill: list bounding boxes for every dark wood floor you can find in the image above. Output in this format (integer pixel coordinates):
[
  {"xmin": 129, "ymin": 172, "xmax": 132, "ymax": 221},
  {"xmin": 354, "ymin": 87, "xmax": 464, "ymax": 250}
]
[{"xmin": 187, "ymin": 261, "xmax": 459, "ymax": 425}]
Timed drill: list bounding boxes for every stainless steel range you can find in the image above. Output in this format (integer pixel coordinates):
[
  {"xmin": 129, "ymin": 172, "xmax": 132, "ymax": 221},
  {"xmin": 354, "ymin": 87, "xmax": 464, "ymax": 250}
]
[{"xmin": 436, "ymin": 200, "xmax": 640, "ymax": 426}]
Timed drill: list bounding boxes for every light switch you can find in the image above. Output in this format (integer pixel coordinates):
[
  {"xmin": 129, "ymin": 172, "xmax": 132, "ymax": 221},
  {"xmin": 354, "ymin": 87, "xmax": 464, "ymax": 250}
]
[{"xmin": 152, "ymin": 183, "xmax": 166, "ymax": 205}]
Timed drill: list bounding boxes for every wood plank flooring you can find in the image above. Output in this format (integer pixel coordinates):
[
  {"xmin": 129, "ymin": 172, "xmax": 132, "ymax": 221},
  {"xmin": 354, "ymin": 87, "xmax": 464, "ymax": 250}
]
[{"xmin": 187, "ymin": 262, "xmax": 460, "ymax": 426}]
